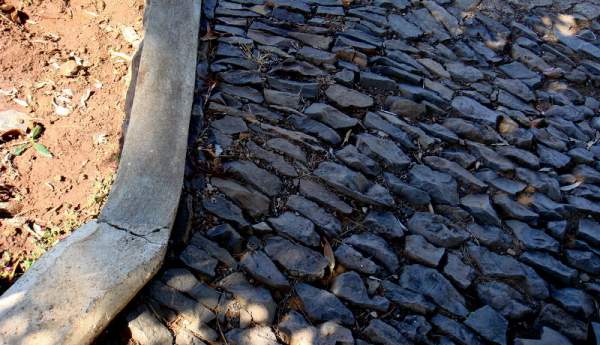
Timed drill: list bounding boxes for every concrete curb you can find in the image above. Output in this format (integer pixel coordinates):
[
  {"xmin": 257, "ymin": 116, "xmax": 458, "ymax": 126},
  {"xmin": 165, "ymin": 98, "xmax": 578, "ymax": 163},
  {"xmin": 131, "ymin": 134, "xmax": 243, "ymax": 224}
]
[{"xmin": 0, "ymin": 1, "xmax": 201, "ymax": 344}]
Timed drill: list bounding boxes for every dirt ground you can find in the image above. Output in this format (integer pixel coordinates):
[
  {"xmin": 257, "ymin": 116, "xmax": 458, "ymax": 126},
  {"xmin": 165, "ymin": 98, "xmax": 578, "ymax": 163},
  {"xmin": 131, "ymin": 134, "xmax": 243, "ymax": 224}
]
[{"xmin": 0, "ymin": 0, "xmax": 144, "ymax": 291}]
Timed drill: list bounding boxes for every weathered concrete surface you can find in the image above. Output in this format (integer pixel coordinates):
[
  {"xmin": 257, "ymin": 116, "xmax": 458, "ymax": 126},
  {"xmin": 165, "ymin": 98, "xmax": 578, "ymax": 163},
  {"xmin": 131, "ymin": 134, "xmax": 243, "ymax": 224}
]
[
  {"xmin": 0, "ymin": 0, "xmax": 201, "ymax": 344},
  {"xmin": 0, "ymin": 222, "xmax": 167, "ymax": 345},
  {"xmin": 100, "ymin": 0, "xmax": 200, "ymax": 235}
]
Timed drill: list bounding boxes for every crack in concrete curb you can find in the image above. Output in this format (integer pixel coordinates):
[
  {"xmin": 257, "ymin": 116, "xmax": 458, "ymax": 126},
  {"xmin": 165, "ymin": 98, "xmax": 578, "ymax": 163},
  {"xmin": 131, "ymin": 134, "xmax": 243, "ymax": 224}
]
[{"xmin": 100, "ymin": 219, "xmax": 168, "ymax": 245}]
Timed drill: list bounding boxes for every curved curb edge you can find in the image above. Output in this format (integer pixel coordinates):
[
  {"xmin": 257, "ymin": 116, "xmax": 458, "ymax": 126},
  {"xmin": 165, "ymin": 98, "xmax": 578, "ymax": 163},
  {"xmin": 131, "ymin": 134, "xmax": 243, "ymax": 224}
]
[{"xmin": 0, "ymin": 1, "xmax": 202, "ymax": 344}]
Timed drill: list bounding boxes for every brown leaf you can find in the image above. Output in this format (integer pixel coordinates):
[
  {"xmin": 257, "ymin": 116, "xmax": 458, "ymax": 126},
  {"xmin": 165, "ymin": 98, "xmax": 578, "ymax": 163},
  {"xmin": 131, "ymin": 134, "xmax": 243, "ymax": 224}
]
[
  {"xmin": 10, "ymin": 10, "xmax": 26, "ymax": 24},
  {"xmin": 200, "ymin": 27, "xmax": 219, "ymax": 41},
  {"xmin": 288, "ymin": 296, "xmax": 303, "ymax": 311},
  {"xmin": 322, "ymin": 237, "xmax": 335, "ymax": 273}
]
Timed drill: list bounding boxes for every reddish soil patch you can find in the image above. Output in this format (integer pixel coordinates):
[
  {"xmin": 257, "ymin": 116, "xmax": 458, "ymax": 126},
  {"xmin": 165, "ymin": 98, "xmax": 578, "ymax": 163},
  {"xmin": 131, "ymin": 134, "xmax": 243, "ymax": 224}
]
[{"xmin": 0, "ymin": 0, "xmax": 144, "ymax": 291}]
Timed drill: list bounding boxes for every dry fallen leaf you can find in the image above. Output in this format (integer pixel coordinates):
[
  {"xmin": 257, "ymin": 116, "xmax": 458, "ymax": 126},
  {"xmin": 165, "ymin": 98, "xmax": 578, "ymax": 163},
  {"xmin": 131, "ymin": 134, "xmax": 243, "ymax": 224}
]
[
  {"xmin": 561, "ymin": 181, "xmax": 583, "ymax": 191},
  {"xmin": 322, "ymin": 237, "xmax": 335, "ymax": 273},
  {"xmin": 200, "ymin": 26, "xmax": 219, "ymax": 41}
]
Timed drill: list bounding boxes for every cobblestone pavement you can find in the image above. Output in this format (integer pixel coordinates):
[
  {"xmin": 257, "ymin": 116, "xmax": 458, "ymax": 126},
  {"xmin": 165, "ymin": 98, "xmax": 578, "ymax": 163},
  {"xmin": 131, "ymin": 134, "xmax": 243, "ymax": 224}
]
[{"xmin": 98, "ymin": 0, "xmax": 600, "ymax": 344}]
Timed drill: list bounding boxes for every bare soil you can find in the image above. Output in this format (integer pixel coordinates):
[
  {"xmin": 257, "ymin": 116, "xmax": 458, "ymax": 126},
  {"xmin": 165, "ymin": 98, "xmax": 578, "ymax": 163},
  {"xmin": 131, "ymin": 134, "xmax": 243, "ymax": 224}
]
[{"xmin": 0, "ymin": 0, "xmax": 144, "ymax": 291}]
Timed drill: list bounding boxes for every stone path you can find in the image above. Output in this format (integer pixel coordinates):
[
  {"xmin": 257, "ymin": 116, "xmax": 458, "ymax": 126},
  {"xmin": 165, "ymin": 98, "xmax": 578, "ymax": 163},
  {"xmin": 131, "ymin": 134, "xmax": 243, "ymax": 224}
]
[{"xmin": 98, "ymin": 0, "xmax": 600, "ymax": 344}]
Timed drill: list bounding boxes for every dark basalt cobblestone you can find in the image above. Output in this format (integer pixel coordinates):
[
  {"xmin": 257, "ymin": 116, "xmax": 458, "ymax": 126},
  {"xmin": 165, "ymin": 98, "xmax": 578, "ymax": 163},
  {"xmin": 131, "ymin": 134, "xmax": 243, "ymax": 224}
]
[{"xmin": 98, "ymin": 0, "xmax": 600, "ymax": 344}]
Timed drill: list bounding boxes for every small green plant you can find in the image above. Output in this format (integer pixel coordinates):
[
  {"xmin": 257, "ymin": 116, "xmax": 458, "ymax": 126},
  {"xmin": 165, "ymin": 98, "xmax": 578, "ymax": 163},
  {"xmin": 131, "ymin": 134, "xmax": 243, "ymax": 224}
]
[
  {"xmin": 86, "ymin": 174, "xmax": 114, "ymax": 212},
  {"xmin": 12, "ymin": 124, "xmax": 52, "ymax": 158}
]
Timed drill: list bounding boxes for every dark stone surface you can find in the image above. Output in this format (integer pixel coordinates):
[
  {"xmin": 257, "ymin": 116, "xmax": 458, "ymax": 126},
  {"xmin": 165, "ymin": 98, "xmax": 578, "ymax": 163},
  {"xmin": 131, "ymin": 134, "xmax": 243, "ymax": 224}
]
[
  {"xmin": 493, "ymin": 194, "xmax": 539, "ymax": 223},
  {"xmin": 477, "ymin": 281, "xmax": 534, "ymax": 320},
  {"xmin": 408, "ymin": 165, "xmax": 459, "ymax": 205},
  {"xmin": 424, "ymin": 156, "xmax": 487, "ymax": 190},
  {"xmin": 363, "ymin": 210, "xmax": 406, "ymax": 239},
  {"xmin": 405, "ymin": 235, "xmax": 445, "ymax": 267},
  {"xmin": 179, "ymin": 244, "xmax": 218, "ymax": 278},
  {"xmin": 452, "ymin": 96, "xmax": 499, "ymax": 125},
  {"xmin": 392, "ymin": 314, "xmax": 431, "ymax": 343},
  {"xmin": 400, "ymin": 264, "xmax": 468, "ymax": 317},
  {"xmin": 335, "ymin": 244, "xmax": 381, "ymax": 275},
  {"xmin": 389, "ymin": 13, "xmax": 423, "ymax": 39},
  {"xmin": 465, "ymin": 306, "xmax": 508, "ymax": 345},
  {"xmin": 268, "ymin": 212, "xmax": 320, "ymax": 247},
  {"xmin": 304, "ymin": 103, "xmax": 358, "ymax": 129},
  {"xmin": 363, "ymin": 319, "xmax": 410, "ymax": 345},
  {"xmin": 106, "ymin": 1, "xmax": 600, "ymax": 343},
  {"xmin": 299, "ymin": 178, "xmax": 353, "ymax": 214},
  {"xmin": 407, "ymin": 212, "xmax": 469, "ymax": 247},
  {"xmin": 384, "ymin": 172, "xmax": 431, "ymax": 206},
  {"xmin": 287, "ymin": 195, "xmax": 342, "ymax": 237},
  {"xmin": 356, "ymin": 133, "xmax": 412, "ymax": 173},
  {"xmin": 382, "ymin": 279, "xmax": 436, "ymax": 315},
  {"xmin": 264, "ymin": 236, "xmax": 329, "ymax": 281},
  {"xmin": 460, "ymin": 194, "xmax": 501, "ymax": 226},
  {"xmin": 363, "ymin": 112, "xmax": 415, "ymax": 150},
  {"xmin": 247, "ymin": 140, "xmax": 298, "ymax": 177},
  {"xmin": 206, "ymin": 223, "xmax": 243, "ymax": 255},
  {"xmin": 468, "ymin": 245, "xmax": 549, "ymax": 299},
  {"xmin": 536, "ymin": 303, "xmax": 588, "ymax": 342},
  {"xmin": 325, "ymin": 84, "xmax": 374, "ymax": 108},
  {"xmin": 331, "ymin": 271, "xmax": 390, "ymax": 311},
  {"xmin": 466, "ymin": 223, "xmax": 513, "ymax": 250},
  {"xmin": 211, "ymin": 178, "xmax": 270, "ymax": 217},
  {"xmin": 431, "ymin": 314, "xmax": 484, "ymax": 345},
  {"xmin": 296, "ymin": 283, "xmax": 355, "ymax": 325},
  {"xmin": 565, "ymin": 249, "xmax": 600, "ymax": 274},
  {"xmin": 219, "ymin": 272, "xmax": 276, "ymax": 325},
  {"xmin": 520, "ymin": 251, "xmax": 577, "ymax": 284},
  {"xmin": 315, "ymin": 161, "xmax": 395, "ymax": 207},
  {"xmin": 551, "ymin": 287, "xmax": 595, "ymax": 319},
  {"xmin": 203, "ymin": 194, "xmax": 249, "ymax": 227},
  {"xmin": 578, "ymin": 218, "xmax": 600, "ymax": 247},
  {"xmin": 336, "ymin": 145, "xmax": 382, "ymax": 177},
  {"xmin": 240, "ymin": 250, "xmax": 289, "ymax": 289},
  {"xmin": 514, "ymin": 327, "xmax": 573, "ymax": 345},
  {"xmin": 345, "ymin": 233, "xmax": 399, "ymax": 272},
  {"xmin": 223, "ymin": 160, "xmax": 283, "ymax": 197},
  {"xmin": 444, "ymin": 252, "xmax": 476, "ymax": 289},
  {"xmin": 507, "ymin": 220, "xmax": 559, "ymax": 253}
]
